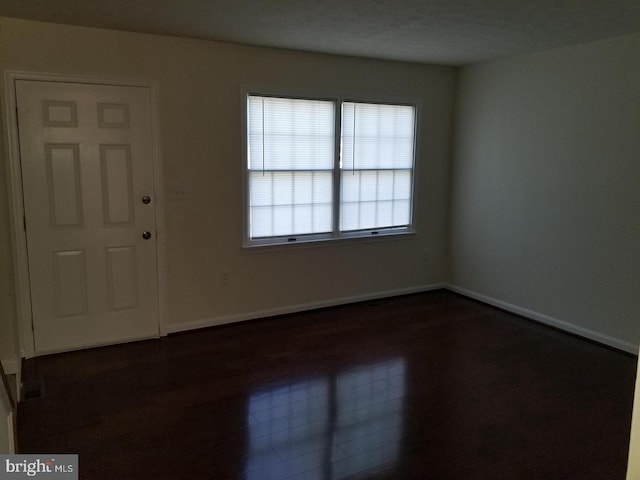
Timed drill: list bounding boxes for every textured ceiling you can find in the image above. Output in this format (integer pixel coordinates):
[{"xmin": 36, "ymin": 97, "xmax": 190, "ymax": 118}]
[{"xmin": 0, "ymin": 0, "xmax": 639, "ymax": 65}]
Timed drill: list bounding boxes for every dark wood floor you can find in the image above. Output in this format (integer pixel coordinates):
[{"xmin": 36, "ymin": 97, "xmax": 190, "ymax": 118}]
[{"xmin": 18, "ymin": 290, "xmax": 637, "ymax": 480}]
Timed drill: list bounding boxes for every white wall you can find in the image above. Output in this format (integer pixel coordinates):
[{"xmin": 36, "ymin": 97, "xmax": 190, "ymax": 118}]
[
  {"xmin": 450, "ymin": 33, "xmax": 640, "ymax": 350},
  {"xmin": 0, "ymin": 409, "xmax": 11, "ymax": 454},
  {"xmin": 0, "ymin": 373, "xmax": 12, "ymax": 453},
  {"xmin": 0, "ymin": 17, "xmax": 455, "ymax": 359},
  {"xmin": 0, "ymin": 118, "xmax": 18, "ymax": 368},
  {"xmin": 2, "ymin": 18, "xmax": 637, "ymax": 360}
]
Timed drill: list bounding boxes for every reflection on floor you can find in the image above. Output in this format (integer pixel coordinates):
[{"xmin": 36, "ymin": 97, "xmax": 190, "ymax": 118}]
[
  {"xmin": 246, "ymin": 359, "xmax": 405, "ymax": 479},
  {"xmin": 17, "ymin": 290, "xmax": 637, "ymax": 479}
]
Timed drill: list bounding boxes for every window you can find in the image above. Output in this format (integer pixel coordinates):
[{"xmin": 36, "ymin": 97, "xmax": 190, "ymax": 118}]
[
  {"xmin": 246, "ymin": 94, "xmax": 416, "ymax": 246},
  {"xmin": 340, "ymin": 102, "xmax": 415, "ymax": 233}
]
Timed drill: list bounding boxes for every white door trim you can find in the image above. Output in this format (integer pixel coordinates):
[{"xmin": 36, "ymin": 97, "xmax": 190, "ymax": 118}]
[{"xmin": 2, "ymin": 70, "xmax": 168, "ymax": 359}]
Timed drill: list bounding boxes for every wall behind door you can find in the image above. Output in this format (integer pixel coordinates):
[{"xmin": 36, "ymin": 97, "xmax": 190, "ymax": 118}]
[{"xmin": 0, "ymin": 16, "xmax": 455, "ymax": 360}]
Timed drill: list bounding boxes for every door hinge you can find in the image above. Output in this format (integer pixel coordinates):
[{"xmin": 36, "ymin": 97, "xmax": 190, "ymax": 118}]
[{"xmin": 23, "ymin": 215, "xmax": 26, "ymax": 230}]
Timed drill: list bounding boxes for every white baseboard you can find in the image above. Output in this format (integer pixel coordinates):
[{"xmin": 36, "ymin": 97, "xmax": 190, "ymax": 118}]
[
  {"xmin": 447, "ymin": 284, "xmax": 639, "ymax": 355},
  {"xmin": 167, "ymin": 283, "xmax": 447, "ymax": 334}
]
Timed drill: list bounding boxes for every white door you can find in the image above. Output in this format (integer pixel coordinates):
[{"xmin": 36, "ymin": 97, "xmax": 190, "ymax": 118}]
[{"xmin": 16, "ymin": 80, "xmax": 160, "ymax": 354}]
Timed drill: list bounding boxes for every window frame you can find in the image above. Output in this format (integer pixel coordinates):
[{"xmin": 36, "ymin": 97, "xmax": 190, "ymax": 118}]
[{"xmin": 242, "ymin": 89, "xmax": 420, "ymax": 248}]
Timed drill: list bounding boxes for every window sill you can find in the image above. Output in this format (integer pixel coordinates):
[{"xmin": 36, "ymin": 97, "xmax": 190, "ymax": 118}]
[{"xmin": 242, "ymin": 229, "xmax": 417, "ymax": 252}]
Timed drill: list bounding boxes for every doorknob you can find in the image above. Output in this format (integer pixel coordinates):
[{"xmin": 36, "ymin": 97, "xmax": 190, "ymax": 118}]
[
  {"xmin": 142, "ymin": 231, "xmax": 152, "ymax": 240},
  {"xmin": 142, "ymin": 195, "xmax": 152, "ymax": 204}
]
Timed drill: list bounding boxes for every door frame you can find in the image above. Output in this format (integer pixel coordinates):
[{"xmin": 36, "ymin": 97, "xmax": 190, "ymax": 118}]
[{"xmin": 3, "ymin": 70, "xmax": 168, "ymax": 359}]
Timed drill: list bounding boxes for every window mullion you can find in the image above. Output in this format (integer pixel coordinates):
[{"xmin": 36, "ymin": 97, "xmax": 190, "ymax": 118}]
[{"xmin": 332, "ymin": 99, "xmax": 341, "ymax": 238}]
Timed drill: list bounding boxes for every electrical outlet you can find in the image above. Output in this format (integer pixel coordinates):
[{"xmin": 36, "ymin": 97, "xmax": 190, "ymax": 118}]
[
  {"xmin": 422, "ymin": 249, "xmax": 430, "ymax": 262},
  {"xmin": 220, "ymin": 270, "xmax": 231, "ymax": 286}
]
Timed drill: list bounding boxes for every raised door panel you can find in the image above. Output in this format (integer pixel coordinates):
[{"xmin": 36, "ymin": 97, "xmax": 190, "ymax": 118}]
[
  {"xmin": 101, "ymin": 145, "xmax": 134, "ymax": 226},
  {"xmin": 106, "ymin": 246, "xmax": 138, "ymax": 311},
  {"xmin": 46, "ymin": 144, "xmax": 83, "ymax": 227},
  {"xmin": 52, "ymin": 250, "xmax": 88, "ymax": 317}
]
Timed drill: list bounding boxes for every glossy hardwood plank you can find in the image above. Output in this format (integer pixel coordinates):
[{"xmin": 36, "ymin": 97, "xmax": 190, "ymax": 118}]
[{"xmin": 18, "ymin": 291, "xmax": 636, "ymax": 479}]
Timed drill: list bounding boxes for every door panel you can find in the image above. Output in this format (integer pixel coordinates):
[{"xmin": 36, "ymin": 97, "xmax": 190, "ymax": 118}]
[
  {"xmin": 101, "ymin": 145, "xmax": 134, "ymax": 225},
  {"xmin": 46, "ymin": 144, "xmax": 83, "ymax": 227},
  {"xmin": 52, "ymin": 250, "xmax": 88, "ymax": 317},
  {"xmin": 106, "ymin": 246, "xmax": 138, "ymax": 311},
  {"xmin": 16, "ymin": 80, "xmax": 159, "ymax": 354}
]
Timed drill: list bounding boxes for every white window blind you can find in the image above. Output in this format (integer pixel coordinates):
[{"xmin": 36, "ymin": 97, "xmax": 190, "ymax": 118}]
[
  {"xmin": 247, "ymin": 96, "xmax": 335, "ymax": 239},
  {"xmin": 246, "ymin": 95, "xmax": 416, "ymax": 245},
  {"xmin": 340, "ymin": 102, "xmax": 415, "ymax": 232}
]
